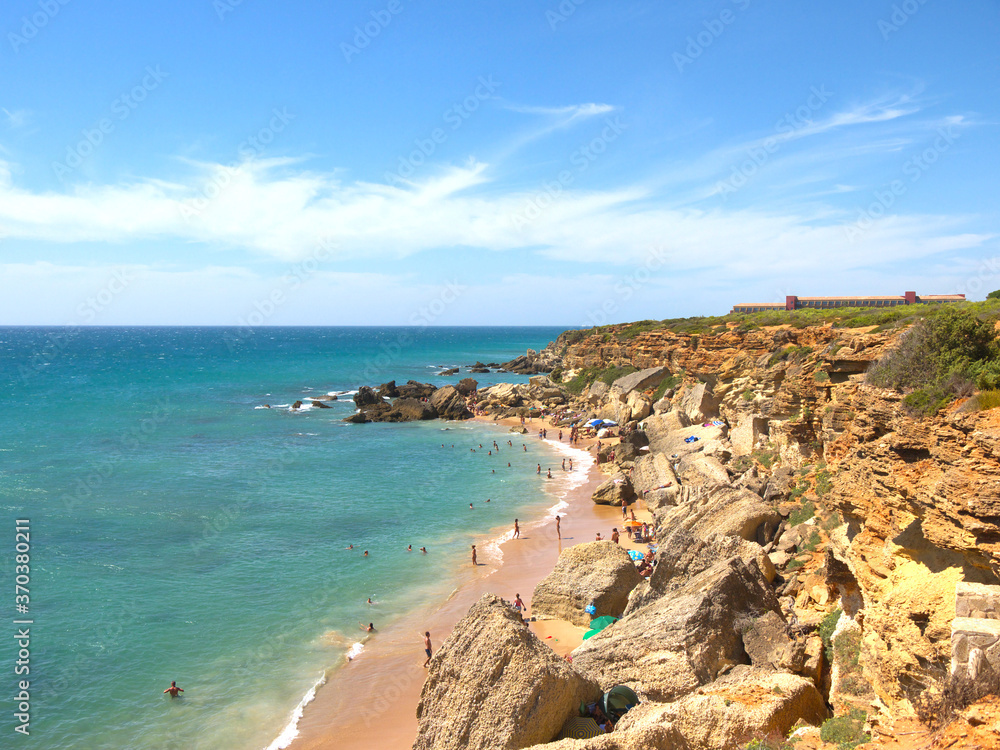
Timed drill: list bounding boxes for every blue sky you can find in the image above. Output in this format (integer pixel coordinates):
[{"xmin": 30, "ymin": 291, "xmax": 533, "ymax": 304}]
[{"xmin": 0, "ymin": 0, "xmax": 998, "ymax": 326}]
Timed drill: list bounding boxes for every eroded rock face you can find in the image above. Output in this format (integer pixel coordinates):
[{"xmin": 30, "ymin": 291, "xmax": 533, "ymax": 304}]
[
  {"xmin": 572, "ymin": 558, "xmax": 781, "ymax": 701},
  {"xmin": 652, "ymin": 666, "xmax": 828, "ymax": 750},
  {"xmin": 532, "ymin": 542, "xmax": 643, "ymax": 627},
  {"xmin": 630, "ymin": 529, "xmax": 776, "ymax": 614},
  {"xmin": 657, "ymin": 485, "xmax": 781, "ymax": 548},
  {"xmin": 592, "ymin": 473, "xmax": 636, "ymax": 506},
  {"xmin": 429, "ymin": 385, "xmax": 472, "ymax": 420},
  {"xmin": 414, "ymin": 595, "xmax": 600, "ymax": 750}
]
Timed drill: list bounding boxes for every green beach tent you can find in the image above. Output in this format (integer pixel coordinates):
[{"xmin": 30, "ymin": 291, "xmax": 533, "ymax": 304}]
[
  {"xmin": 582, "ymin": 615, "xmax": 618, "ymax": 640},
  {"xmin": 600, "ymin": 685, "xmax": 639, "ymax": 722}
]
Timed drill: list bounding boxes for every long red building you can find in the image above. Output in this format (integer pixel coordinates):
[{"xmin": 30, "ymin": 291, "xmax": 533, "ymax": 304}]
[{"xmin": 731, "ymin": 291, "xmax": 965, "ymax": 314}]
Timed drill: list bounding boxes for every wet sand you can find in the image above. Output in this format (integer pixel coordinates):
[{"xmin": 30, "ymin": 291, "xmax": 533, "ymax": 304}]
[{"xmin": 287, "ymin": 416, "xmax": 638, "ymax": 750}]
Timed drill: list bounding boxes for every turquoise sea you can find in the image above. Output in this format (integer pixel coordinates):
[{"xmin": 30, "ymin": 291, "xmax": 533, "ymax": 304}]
[{"xmin": 0, "ymin": 326, "xmax": 573, "ymax": 750}]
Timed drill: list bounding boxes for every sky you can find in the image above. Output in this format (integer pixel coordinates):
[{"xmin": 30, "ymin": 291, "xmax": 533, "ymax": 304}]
[{"xmin": 0, "ymin": 0, "xmax": 998, "ymax": 326}]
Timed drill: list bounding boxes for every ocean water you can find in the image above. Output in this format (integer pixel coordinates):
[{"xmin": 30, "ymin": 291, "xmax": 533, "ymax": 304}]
[{"xmin": 0, "ymin": 326, "xmax": 574, "ymax": 750}]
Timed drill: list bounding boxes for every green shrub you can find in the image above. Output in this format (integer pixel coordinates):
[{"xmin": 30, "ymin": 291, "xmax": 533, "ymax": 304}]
[
  {"xmin": 753, "ymin": 449, "xmax": 778, "ymax": 469},
  {"xmin": 549, "ymin": 367, "xmax": 563, "ymax": 383},
  {"xmin": 867, "ymin": 308, "xmax": 1000, "ymax": 415},
  {"xmin": 819, "ymin": 708, "xmax": 869, "ymax": 749},
  {"xmin": 973, "ymin": 389, "xmax": 1000, "ymax": 411},
  {"xmin": 651, "ymin": 373, "xmax": 683, "ymax": 402},
  {"xmin": 742, "ymin": 389, "xmax": 755, "ymax": 401},
  {"xmin": 802, "ymin": 529, "xmax": 821, "ymax": 553},
  {"xmin": 815, "ymin": 370, "xmax": 830, "ymax": 382},
  {"xmin": 819, "ymin": 608, "xmax": 843, "ymax": 663},
  {"xmin": 785, "ymin": 558, "xmax": 806, "ymax": 571},
  {"xmin": 815, "ymin": 470, "xmax": 832, "ymax": 497},
  {"xmin": 787, "ymin": 502, "xmax": 815, "ymax": 526}
]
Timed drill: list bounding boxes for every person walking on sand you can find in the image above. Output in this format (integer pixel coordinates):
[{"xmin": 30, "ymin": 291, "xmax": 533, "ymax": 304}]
[
  {"xmin": 423, "ymin": 631, "xmax": 433, "ymax": 667},
  {"xmin": 471, "ymin": 545, "xmax": 477, "ymax": 565},
  {"xmin": 611, "ymin": 528, "xmax": 620, "ymax": 544},
  {"xmin": 164, "ymin": 681, "xmax": 183, "ymax": 697},
  {"xmin": 513, "ymin": 518, "xmax": 520, "ymax": 538},
  {"xmin": 556, "ymin": 515, "xmax": 561, "ymax": 539}
]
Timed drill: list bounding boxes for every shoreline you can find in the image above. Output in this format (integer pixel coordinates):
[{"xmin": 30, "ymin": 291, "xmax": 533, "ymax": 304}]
[{"xmin": 284, "ymin": 414, "xmax": 628, "ymax": 750}]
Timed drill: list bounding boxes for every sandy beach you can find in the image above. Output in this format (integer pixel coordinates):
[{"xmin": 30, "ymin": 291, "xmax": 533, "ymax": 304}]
[{"xmin": 287, "ymin": 414, "xmax": 654, "ymax": 750}]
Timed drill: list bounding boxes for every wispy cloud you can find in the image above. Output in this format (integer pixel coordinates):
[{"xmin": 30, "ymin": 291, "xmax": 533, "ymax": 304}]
[{"xmin": 2, "ymin": 108, "xmax": 32, "ymax": 130}]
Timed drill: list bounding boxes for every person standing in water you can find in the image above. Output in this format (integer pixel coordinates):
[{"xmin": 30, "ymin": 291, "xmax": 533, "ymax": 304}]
[{"xmin": 163, "ymin": 681, "xmax": 183, "ymax": 697}]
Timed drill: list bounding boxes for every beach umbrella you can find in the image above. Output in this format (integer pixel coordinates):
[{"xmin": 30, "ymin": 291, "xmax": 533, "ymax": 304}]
[
  {"xmin": 624, "ymin": 520, "xmax": 642, "ymax": 528},
  {"xmin": 601, "ymin": 419, "xmax": 618, "ymax": 426},
  {"xmin": 627, "ymin": 549, "xmax": 644, "ymax": 561},
  {"xmin": 583, "ymin": 615, "xmax": 618, "ymax": 640},
  {"xmin": 587, "ymin": 418, "xmax": 603, "ymax": 427},
  {"xmin": 557, "ymin": 716, "xmax": 603, "ymax": 740}
]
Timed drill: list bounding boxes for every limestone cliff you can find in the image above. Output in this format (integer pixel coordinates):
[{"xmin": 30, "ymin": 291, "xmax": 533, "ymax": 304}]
[{"xmin": 553, "ymin": 320, "xmax": 1000, "ymax": 719}]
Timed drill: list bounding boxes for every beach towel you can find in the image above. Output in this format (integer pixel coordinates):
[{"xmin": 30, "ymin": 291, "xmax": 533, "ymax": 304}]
[
  {"xmin": 712, "ymin": 420, "xmax": 725, "ymax": 426},
  {"xmin": 684, "ymin": 436, "xmax": 700, "ymax": 443}
]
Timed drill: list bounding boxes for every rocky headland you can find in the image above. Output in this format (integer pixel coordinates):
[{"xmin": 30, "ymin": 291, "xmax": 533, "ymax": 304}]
[{"xmin": 408, "ymin": 314, "xmax": 1000, "ymax": 750}]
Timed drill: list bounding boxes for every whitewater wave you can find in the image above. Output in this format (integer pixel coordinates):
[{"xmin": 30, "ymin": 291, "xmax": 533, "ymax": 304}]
[{"xmin": 263, "ymin": 672, "xmax": 326, "ymax": 750}]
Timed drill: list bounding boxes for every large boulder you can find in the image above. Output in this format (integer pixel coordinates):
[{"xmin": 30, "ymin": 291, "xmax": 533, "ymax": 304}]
[
  {"xmin": 591, "ymin": 473, "xmax": 636, "ymax": 506},
  {"xmin": 629, "ymin": 529, "xmax": 776, "ymax": 614},
  {"xmin": 631, "ymin": 453, "xmax": 679, "ymax": 512},
  {"xmin": 586, "ymin": 380, "xmax": 610, "ymax": 406},
  {"xmin": 610, "ymin": 367, "xmax": 669, "ymax": 398},
  {"xmin": 377, "ymin": 380, "xmax": 400, "ymax": 399},
  {"xmin": 571, "ymin": 558, "xmax": 781, "ymax": 701},
  {"xmin": 430, "ymin": 385, "xmax": 472, "ymax": 420},
  {"xmin": 354, "ymin": 386, "xmax": 384, "ymax": 407},
  {"xmin": 532, "ymin": 542, "xmax": 643, "ymax": 627},
  {"xmin": 635, "ymin": 667, "xmax": 828, "ymax": 750},
  {"xmin": 742, "ymin": 611, "xmax": 805, "ymax": 673},
  {"xmin": 383, "ymin": 398, "xmax": 437, "ymax": 422},
  {"xmin": 397, "ymin": 380, "xmax": 437, "ymax": 399},
  {"xmin": 413, "ymin": 595, "xmax": 600, "ymax": 750},
  {"xmin": 479, "ymin": 382, "xmax": 524, "ymax": 408},
  {"xmin": 456, "ymin": 378, "xmax": 479, "ymax": 396},
  {"xmin": 675, "ymin": 382, "xmax": 719, "ymax": 424},
  {"xmin": 657, "ymin": 485, "xmax": 781, "ymax": 548}
]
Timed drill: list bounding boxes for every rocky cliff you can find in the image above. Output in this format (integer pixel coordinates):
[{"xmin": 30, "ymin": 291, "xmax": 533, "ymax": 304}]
[{"xmin": 413, "ymin": 318, "xmax": 1000, "ymax": 749}]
